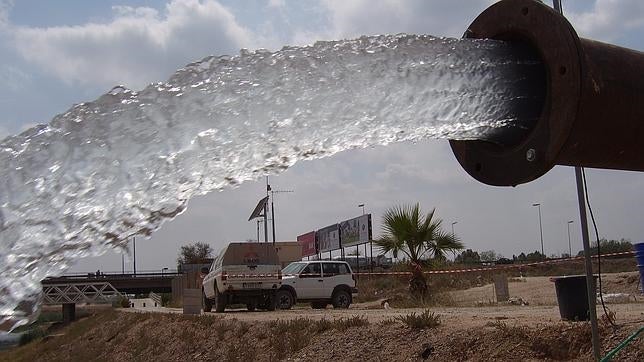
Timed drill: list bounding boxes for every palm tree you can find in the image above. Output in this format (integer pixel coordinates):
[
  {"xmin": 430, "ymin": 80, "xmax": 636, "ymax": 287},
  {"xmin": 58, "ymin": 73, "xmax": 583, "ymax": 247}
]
[{"xmin": 375, "ymin": 203, "xmax": 463, "ymax": 296}]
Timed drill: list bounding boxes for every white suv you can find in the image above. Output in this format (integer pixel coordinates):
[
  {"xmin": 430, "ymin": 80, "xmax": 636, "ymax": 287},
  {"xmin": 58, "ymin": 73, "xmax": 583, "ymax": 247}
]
[{"xmin": 276, "ymin": 261, "xmax": 358, "ymax": 309}]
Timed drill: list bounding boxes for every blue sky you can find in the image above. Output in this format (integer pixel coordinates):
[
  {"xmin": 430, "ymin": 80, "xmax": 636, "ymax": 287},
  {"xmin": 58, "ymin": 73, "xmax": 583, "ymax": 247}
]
[{"xmin": 1, "ymin": 0, "xmax": 643, "ymax": 273}]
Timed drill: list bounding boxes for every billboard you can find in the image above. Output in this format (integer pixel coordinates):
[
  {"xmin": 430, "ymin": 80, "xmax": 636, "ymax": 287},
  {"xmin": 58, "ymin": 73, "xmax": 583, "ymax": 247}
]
[
  {"xmin": 339, "ymin": 214, "xmax": 372, "ymax": 247},
  {"xmin": 297, "ymin": 231, "xmax": 317, "ymax": 257},
  {"xmin": 317, "ymin": 224, "xmax": 340, "ymax": 252}
]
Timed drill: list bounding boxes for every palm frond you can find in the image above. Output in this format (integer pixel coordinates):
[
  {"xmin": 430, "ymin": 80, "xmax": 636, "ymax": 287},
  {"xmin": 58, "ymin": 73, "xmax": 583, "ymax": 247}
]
[{"xmin": 379, "ymin": 203, "xmax": 464, "ymax": 264}]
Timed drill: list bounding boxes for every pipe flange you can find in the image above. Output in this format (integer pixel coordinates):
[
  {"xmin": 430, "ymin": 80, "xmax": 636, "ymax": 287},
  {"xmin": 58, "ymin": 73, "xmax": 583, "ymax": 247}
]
[{"xmin": 449, "ymin": 0, "xmax": 582, "ymax": 186}]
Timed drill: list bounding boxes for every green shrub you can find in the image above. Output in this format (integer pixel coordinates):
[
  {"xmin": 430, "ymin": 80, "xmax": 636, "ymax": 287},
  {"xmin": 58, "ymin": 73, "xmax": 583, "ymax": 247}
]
[{"xmin": 112, "ymin": 295, "xmax": 131, "ymax": 308}]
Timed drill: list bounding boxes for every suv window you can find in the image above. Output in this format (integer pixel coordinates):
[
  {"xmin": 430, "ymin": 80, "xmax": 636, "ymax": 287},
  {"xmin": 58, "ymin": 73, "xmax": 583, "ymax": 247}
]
[
  {"xmin": 300, "ymin": 263, "xmax": 321, "ymax": 278},
  {"xmin": 323, "ymin": 263, "xmax": 349, "ymax": 276}
]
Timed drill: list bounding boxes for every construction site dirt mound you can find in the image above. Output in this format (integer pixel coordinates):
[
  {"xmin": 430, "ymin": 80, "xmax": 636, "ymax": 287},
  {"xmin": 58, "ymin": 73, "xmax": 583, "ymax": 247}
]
[{"xmin": 2, "ymin": 307, "xmax": 643, "ymax": 361}]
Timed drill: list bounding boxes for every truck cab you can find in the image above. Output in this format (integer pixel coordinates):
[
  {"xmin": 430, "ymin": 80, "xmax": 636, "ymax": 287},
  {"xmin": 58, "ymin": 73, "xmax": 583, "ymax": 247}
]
[{"xmin": 202, "ymin": 242, "xmax": 282, "ymax": 312}]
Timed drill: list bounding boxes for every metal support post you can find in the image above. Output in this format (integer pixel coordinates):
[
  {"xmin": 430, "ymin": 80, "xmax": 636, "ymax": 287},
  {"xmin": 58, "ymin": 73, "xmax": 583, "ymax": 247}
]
[{"xmin": 575, "ymin": 167, "xmax": 601, "ymax": 360}]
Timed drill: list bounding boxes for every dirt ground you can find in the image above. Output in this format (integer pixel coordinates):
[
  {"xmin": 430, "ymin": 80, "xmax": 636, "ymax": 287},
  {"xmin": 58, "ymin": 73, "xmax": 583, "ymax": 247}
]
[
  {"xmin": 3, "ymin": 272, "xmax": 643, "ymax": 361},
  {"xmin": 446, "ymin": 271, "xmax": 642, "ymax": 307},
  {"xmin": 125, "ymin": 298, "xmax": 644, "ymax": 329},
  {"xmin": 124, "ymin": 271, "xmax": 644, "ymax": 327}
]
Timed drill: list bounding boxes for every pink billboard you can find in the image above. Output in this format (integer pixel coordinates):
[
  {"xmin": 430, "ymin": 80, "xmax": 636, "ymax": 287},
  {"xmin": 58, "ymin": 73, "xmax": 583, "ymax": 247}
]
[{"xmin": 297, "ymin": 231, "xmax": 317, "ymax": 257}]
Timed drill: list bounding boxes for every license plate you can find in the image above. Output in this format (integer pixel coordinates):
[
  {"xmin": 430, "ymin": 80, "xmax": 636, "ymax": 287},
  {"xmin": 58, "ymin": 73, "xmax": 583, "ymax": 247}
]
[{"xmin": 242, "ymin": 282, "xmax": 262, "ymax": 289}]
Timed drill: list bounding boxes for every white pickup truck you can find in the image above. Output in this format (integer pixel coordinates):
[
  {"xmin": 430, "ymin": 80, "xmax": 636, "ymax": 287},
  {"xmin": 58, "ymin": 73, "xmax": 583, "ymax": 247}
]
[
  {"xmin": 202, "ymin": 242, "xmax": 282, "ymax": 312},
  {"xmin": 276, "ymin": 260, "xmax": 358, "ymax": 309}
]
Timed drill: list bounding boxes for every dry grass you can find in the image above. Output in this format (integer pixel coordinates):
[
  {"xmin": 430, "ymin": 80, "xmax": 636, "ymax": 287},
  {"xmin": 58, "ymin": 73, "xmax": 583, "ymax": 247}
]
[
  {"xmin": 0, "ymin": 311, "xmax": 374, "ymax": 362},
  {"xmin": 265, "ymin": 316, "xmax": 369, "ymax": 359},
  {"xmin": 394, "ymin": 309, "xmax": 441, "ymax": 330}
]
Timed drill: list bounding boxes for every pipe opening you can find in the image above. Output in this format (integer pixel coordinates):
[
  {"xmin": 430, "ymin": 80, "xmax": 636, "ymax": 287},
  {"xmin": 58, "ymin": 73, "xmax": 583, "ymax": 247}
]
[{"xmin": 481, "ymin": 38, "xmax": 547, "ymax": 148}]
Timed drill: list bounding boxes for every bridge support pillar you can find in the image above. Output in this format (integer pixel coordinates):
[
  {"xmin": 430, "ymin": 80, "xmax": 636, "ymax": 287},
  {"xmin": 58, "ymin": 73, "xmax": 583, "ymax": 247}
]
[{"xmin": 62, "ymin": 303, "xmax": 76, "ymax": 323}]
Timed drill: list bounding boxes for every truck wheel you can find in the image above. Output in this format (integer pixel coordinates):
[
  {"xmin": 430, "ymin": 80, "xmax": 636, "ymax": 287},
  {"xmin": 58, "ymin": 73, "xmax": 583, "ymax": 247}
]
[
  {"xmin": 203, "ymin": 290, "xmax": 213, "ymax": 312},
  {"xmin": 214, "ymin": 285, "xmax": 226, "ymax": 313},
  {"xmin": 332, "ymin": 290, "xmax": 351, "ymax": 309},
  {"xmin": 276, "ymin": 289, "xmax": 294, "ymax": 310},
  {"xmin": 265, "ymin": 292, "xmax": 277, "ymax": 311},
  {"xmin": 310, "ymin": 302, "xmax": 327, "ymax": 309}
]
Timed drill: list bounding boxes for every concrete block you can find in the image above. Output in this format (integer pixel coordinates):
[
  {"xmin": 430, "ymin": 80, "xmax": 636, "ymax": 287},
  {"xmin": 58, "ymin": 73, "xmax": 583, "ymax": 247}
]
[{"xmin": 183, "ymin": 288, "xmax": 202, "ymax": 315}]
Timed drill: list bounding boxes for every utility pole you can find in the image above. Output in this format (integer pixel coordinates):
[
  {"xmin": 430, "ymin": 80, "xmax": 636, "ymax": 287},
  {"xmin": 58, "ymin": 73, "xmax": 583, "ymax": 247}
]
[
  {"xmin": 257, "ymin": 219, "xmax": 261, "ymax": 242},
  {"xmin": 567, "ymin": 220, "xmax": 574, "ymax": 257},
  {"xmin": 264, "ymin": 177, "xmax": 269, "ymax": 242},
  {"xmin": 532, "ymin": 203, "xmax": 545, "ymax": 257},
  {"xmin": 552, "ymin": 1, "xmax": 600, "ymax": 360},
  {"xmin": 270, "ymin": 188, "xmax": 294, "ymax": 245}
]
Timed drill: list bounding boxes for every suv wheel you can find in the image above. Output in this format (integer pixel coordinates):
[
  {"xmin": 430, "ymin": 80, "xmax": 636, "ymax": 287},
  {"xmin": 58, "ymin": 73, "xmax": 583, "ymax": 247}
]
[
  {"xmin": 310, "ymin": 301, "xmax": 327, "ymax": 309},
  {"xmin": 203, "ymin": 289, "xmax": 213, "ymax": 312},
  {"xmin": 332, "ymin": 290, "xmax": 351, "ymax": 309},
  {"xmin": 276, "ymin": 289, "xmax": 294, "ymax": 310}
]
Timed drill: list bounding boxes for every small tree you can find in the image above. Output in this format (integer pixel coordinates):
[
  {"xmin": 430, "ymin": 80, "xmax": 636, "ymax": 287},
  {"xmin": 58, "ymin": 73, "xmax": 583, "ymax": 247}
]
[
  {"xmin": 455, "ymin": 249, "xmax": 481, "ymax": 265},
  {"xmin": 479, "ymin": 250, "xmax": 498, "ymax": 262},
  {"xmin": 526, "ymin": 250, "xmax": 546, "ymax": 261},
  {"xmin": 576, "ymin": 238, "xmax": 633, "ymax": 256},
  {"xmin": 177, "ymin": 241, "xmax": 213, "ymax": 266},
  {"xmin": 375, "ymin": 203, "xmax": 463, "ymax": 297}
]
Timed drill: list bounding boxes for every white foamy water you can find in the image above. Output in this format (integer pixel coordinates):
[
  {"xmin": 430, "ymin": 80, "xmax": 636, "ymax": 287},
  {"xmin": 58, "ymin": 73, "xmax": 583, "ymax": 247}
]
[{"xmin": 0, "ymin": 34, "xmax": 542, "ymax": 329}]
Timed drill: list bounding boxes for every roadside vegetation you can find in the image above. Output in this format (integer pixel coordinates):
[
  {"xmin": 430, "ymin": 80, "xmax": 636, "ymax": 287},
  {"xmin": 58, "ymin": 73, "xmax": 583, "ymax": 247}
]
[
  {"xmin": 375, "ymin": 203, "xmax": 463, "ymax": 297},
  {"xmin": 3, "ymin": 308, "xmax": 640, "ymax": 361},
  {"xmin": 394, "ymin": 309, "xmax": 441, "ymax": 329}
]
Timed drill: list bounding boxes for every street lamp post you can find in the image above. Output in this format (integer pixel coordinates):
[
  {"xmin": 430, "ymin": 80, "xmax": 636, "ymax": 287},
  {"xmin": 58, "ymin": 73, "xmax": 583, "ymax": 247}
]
[
  {"xmin": 532, "ymin": 203, "xmax": 545, "ymax": 257},
  {"xmin": 161, "ymin": 267, "xmax": 168, "ymax": 277},
  {"xmin": 133, "ymin": 237, "xmax": 137, "ymax": 275},
  {"xmin": 358, "ymin": 204, "xmax": 365, "ymax": 215},
  {"xmin": 451, "ymin": 221, "xmax": 458, "ymax": 236},
  {"xmin": 567, "ymin": 220, "xmax": 574, "ymax": 257}
]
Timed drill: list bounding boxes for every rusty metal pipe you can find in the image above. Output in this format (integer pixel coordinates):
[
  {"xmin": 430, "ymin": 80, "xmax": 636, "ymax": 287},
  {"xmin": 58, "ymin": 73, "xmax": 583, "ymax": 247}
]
[{"xmin": 449, "ymin": 0, "xmax": 644, "ymax": 186}]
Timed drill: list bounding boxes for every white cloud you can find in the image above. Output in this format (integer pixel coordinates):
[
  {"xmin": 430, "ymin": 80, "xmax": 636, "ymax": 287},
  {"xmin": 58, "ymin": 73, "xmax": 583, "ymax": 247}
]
[
  {"xmin": 319, "ymin": 0, "xmax": 492, "ymax": 39},
  {"xmin": 268, "ymin": 0, "xmax": 286, "ymax": 8},
  {"xmin": 566, "ymin": 0, "xmax": 644, "ymax": 45},
  {"xmin": 0, "ymin": 64, "xmax": 31, "ymax": 91},
  {"xmin": 0, "ymin": 0, "xmax": 12, "ymax": 27},
  {"xmin": 7, "ymin": 0, "xmax": 254, "ymax": 90}
]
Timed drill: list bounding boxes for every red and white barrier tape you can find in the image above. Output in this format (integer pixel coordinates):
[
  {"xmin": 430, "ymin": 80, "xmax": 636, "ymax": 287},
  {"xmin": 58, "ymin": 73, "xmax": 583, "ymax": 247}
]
[{"xmin": 204, "ymin": 251, "xmax": 634, "ymax": 278}]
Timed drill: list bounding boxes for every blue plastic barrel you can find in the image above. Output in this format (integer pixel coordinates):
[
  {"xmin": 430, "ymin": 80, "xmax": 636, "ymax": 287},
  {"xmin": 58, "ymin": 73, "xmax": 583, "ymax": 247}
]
[
  {"xmin": 635, "ymin": 242, "xmax": 644, "ymax": 294},
  {"xmin": 635, "ymin": 242, "xmax": 644, "ymax": 265}
]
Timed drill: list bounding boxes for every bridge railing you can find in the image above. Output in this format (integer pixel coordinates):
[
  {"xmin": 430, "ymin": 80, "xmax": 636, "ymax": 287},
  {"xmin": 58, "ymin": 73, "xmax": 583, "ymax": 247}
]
[{"xmin": 42, "ymin": 271, "xmax": 182, "ymax": 282}]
